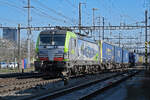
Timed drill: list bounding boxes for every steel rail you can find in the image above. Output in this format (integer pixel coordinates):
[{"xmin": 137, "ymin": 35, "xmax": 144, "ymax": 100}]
[
  {"xmin": 79, "ymin": 71, "xmax": 140, "ymax": 100},
  {"xmin": 33, "ymin": 72, "xmax": 126, "ymax": 100}
]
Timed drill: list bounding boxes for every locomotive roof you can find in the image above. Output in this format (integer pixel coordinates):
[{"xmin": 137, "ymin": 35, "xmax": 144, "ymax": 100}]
[{"xmin": 40, "ymin": 29, "xmax": 67, "ymax": 34}]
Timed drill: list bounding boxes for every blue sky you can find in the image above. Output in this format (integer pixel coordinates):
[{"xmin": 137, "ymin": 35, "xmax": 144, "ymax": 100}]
[
  {"xmin": 0, "ymin": 0, "xmax": 147, "ymax": 26},
  {"xmin": 0, "ymin": 0, "xmax": 148, "ymax": 50}
]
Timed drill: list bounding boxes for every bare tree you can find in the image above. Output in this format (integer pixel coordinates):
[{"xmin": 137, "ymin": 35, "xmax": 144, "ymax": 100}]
[{"xmin": 0, "ymin": 38, "xmax": 35, "ymax": 64}]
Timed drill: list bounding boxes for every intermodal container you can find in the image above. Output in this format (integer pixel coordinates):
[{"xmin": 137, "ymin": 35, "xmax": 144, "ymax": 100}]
[
  {"xmin": 100, "ymin": 41, "xmax": 115, "ymax": 62},
  {"xmin": 114, "ymin": 46, "xmax": 122, "ymax": 63},
  {"xmin": 78, "ymin": 39, "xmax": 99, "ymax": 61},
  {"xmin": 122, "ymin": 49, "xmax": 129, "ymax": 63}
]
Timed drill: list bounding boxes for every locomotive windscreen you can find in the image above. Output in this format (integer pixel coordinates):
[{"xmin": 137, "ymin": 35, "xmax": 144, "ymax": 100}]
[{"xmin": 40, "ymin": 34, "xmax": 66, "ymax": 46}]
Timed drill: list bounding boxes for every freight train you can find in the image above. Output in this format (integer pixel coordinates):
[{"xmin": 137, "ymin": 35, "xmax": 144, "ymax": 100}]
[{"xmin": 34, "ymin": 29, "xmax": 141, "ymax": 77}]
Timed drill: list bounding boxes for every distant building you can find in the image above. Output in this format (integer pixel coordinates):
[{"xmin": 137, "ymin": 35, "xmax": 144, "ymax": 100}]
[{"xmin": 3, "ymin": 28, "xmax": 17, "ymax": 42}]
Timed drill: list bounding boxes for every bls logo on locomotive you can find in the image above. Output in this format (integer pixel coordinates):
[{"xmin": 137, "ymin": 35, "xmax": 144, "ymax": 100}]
[{"xmin": 81, "ymin": 44, "xmax": 97, "ymax": 58}]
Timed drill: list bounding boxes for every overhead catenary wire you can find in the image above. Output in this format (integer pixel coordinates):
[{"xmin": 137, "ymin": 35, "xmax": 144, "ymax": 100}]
[
  {"xmin": 64, "ymin": 0, "xmax": 91, "ymax": 26},
  {"xmin": 1, "ymin": 0, "xmax": 72, "ymax": 25},
  {"xmin": 32, "ymin": 0, "xmax": 77, "ymax": 25},
  {"xmin": 0, "ymin": 1, "xmax": 26, "ymax": 15},
  {"xmin": 110, "ymin": 0, "xmax": 142, "ymax": 25},
  {"xmin": 0, "ymin": 17, "xmax": 25, "ymax": 25},
  {"xmin": 0, "ymin": 1, "xmax": 28, "ymax": 25},
  {"xmin": 24, "ymin": 0, "xmax": 68, "ymax": 24},
  {"xmin": 64, "ymin": 0, "xmax": 78, "ymax": 9},
  {"xmin": 32, "ymin": 7, "xmax": 67, "ymax": 24},
  {"xmin": 31, "ymin": 9, "xmax": 63, "ymax": 24}
]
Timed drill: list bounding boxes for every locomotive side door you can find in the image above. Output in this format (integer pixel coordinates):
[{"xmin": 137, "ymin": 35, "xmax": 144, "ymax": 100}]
[{"xmin": 69, "ymin": 38, "xmax": 77, "ymax": 62}]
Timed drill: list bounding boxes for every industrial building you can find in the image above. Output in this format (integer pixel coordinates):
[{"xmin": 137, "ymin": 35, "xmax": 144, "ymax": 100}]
[{"xmin": 3, "ymin": 28, "xmax": 17, "ymax": 42}]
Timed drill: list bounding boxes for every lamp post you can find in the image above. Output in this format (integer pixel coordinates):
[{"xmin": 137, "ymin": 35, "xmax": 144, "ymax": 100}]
[
  {"xmin": 92, "ymin": 8, "xmax": 98, "ymax": 38},
  {"xmin": 79, "ymin": 2, "xmax": 86, "ymax": 34}
]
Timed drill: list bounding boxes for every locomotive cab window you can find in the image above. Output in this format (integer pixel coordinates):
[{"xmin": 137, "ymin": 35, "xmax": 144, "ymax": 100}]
[
  {"xmin": 40, "ymin": 34, "xmax": 52, "ymax": 45},
  {"xmin": 40, "ymin": 34, "xmax": 66, "ymax": 46},
  {"xmin": 53, "ymin": 34, "xmax": 66, "ymax": 46}
]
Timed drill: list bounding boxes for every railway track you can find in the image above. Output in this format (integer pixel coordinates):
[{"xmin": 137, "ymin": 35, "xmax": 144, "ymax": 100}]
[
  {"xmin": 0, "ymin": 72, "xmax": 102, "ymax": 96},
  {"xmin": 0, "ymin": 72, "xmax": 45, "ymax": 85},
  {"xmin": 32, "ymin": 70, "xmax": 139, "ymax": 100},
  {"xmin": 0, "ymin": 72, "xmax": 45, "ymax": 86},
  {"xmin": 0, "ymin": 69, "xmax": 140, "ymax": 100},
  {"xmin": 0, "ymin": 78, "xmax": 61, "ymax": 94},
  {"xmin": 79, "ymin": 71, "xmax": 139, "ymax": 100},
  {"xmin": 0, "ymin": 77, "xmax": 61, "ymax": 94},
  {"xmin": 0, "ymin": 71, "xmax": 119, "ymax": 100},
  {"xmin": 0, "ymin": 72, "xmax": 62, "ymax": 95},
  {"xmin": 0, "ymin": 72, "xmax": 42, "ymax": 78}
]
